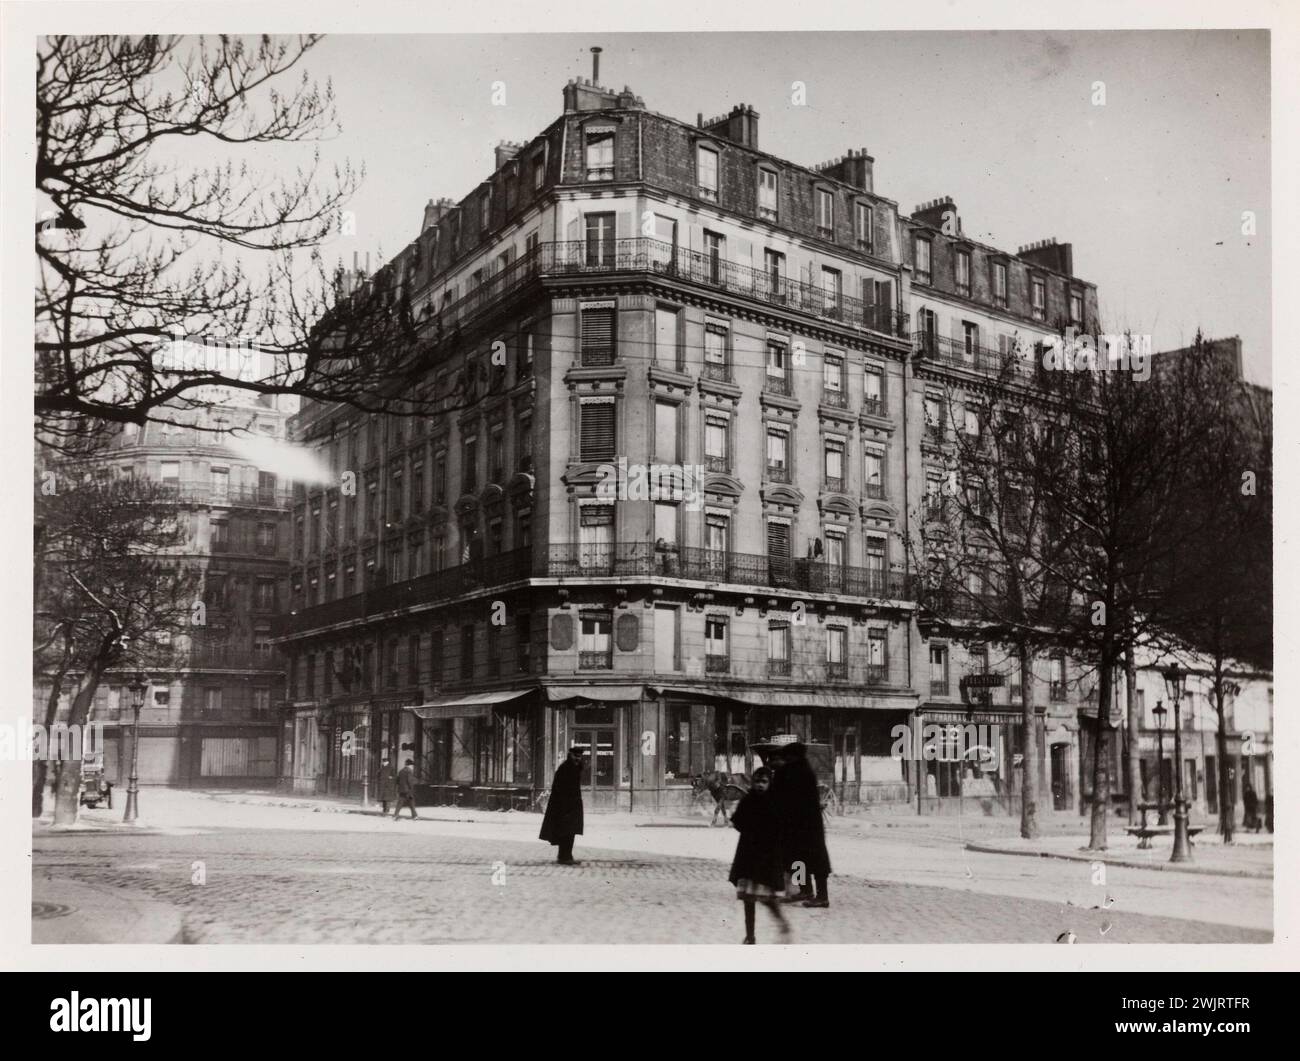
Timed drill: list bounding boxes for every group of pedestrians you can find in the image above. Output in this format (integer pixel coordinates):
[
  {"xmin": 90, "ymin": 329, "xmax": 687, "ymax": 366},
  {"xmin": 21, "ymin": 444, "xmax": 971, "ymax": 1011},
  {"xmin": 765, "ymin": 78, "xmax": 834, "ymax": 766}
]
[{"xmin": 727, "ymin": 741, "xmax": 832, "ymax": 944}]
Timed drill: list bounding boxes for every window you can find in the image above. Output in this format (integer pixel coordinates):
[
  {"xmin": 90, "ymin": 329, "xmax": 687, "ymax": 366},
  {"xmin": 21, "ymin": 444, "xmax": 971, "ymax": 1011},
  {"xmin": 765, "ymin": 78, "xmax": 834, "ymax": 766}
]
[
  {"xmin": 823, "ymin": 352, "xmax": 844, "ymax": 401},
  {"xmin": 1070, "ymin": 291, "xmax": 1084, "ymax": 327},
  {"xmin": 863, "ymin": 366, "xmax": 884, "ymax": 416},
  {"xmin": 651, "ymin": 214, "xmax": 677, "ymax": 268},
  {"xmin": 584, "ymin": 213, "xmax": 615, "ymax": 268},
  {"xmin": 993, "ymin": 261, "xmax": 1008, "ymax": 307},
  {"xmin": 580, "ymin": 301, "xmax": 616, "ymax": 365},
  {"xmin": 704, "ymin": 414, "xmax": 729, "ymax": 472},
  {"xmin": 664, "ymin": 704, "xmax": 703, "ymax": 781},
  {"xmin": 864, "ymin": 535, "xmax": 886, "ymax": 578},
  {"xmin": 764, "ymin": 339, "xmax": 789, "ymax": 393},
  {"xmin": 914, "ymin": 236, "xmax": 932, "ymax": 284},
  {"xmin": 584, "ymin": 126, "xmax": 615, "ymax": 181},
  {"xmin": 578, "ymin": 503, "xmax": 614, "ymax": 570},
  {"xmin": 867, "ymin": 630, "xmax": 887, "ymax": 682},
  {"xmin": 767, "ymin": 621, "xmax": 791, "ymax": 676},
  {"xmin": 462, "ymin": 435, "xmax": 478, "ymax": 494},
  {"xmin": 864, "ymin": 447, "xmax": 885, "ymax": 498},
  {"xmin": 816, "ymin": 188, "xmax": 834, "ymax": 234},
  {"xmin": 389, "ymin": 466, "xmax": 404, "ymax": 522},
  {"xmin": 517, "ymin": 416, "xmax": 533, "ymax": 472},
  {"xmin": 924, "ymin": 395, "xmax": 945, "ymax": 439},
  {"xmin": 925, "ymin": 472, "xmax": 944, "ymax": 517},
  {"xmin": 515, "ymin": 509, "xmax": 531, "ymax": 551},
  {"xmin": 160, "ymin": 461, "xmax": 179, "ymax": 489},
  {"xmin": 433, "ymin": 452, "xmax": 447, "ymax": 504},
  {"xmin": 856, "ymin": 201, "xmax": 874, "ymax": 249},
  {"xmin": 697, "ymin": 145, "xmax": 718, "ymax": 199},
  {"xmin": 765, "ymin": 427, "xmax": 790, "ymax": 481},
  {"xmin": 969, "ymin": 643, "xmax": 989, "ymax": 675},
  {"xmin": 579, "ymin": 399, "xmax": 616, "ymax": 462},
  {"xmin": 703, "ymin": 230, "xmax": 724, "ymax": 284},
  {"xmin": 211, "ymin": 519, "xmax": 229, "ymax": 550},
  {"xmin": 824, "ymin": 438, "xmax": 845, "ymax": 488},
  {"xmin": 411, "ymin": 462, "xmax": 424, "ymax": 512},
  {"xmin": 1031, "ymin": 276, "xmax": 1046, "ymax": 320},
  {"xmin": 1051, "ymin": 655, "xmax": 1067, "ymax": 700},
  {"xmin": 956, "ymin": 250, "xmax": 971, "ymax": 297},
  {"xmin": 705, "ymin": 615, "xmax": 729, "ymax": 671},
  {"xmin": 579, "ymin": 611, "xmax": 613, "ymax": 669},
  {"xmin": 407, "ymin": 634, "xmax": 421, "ymax": 685},
  {"xmin": 963, "ymin": 321, "xmax": 980, "ymax": 360},
  {"xmin": 479, "ymin": 191, "xmax": 491, "ymax": 232},
  {"xmin": 532, "ymin": 153, "xmax": 545, "ymax": 190},
  {"xmin": 758, "ymin": 168, "xmax": 778, "ymax": 220},
  {"xmin": 965, "ymin": 404, "xmax": 982, "ymax": 437},
  {"xmin": 825, "ymin": 529, "xmax": 846, "ymax": 580},
  {"xmin": 767, "ymin": 521, "xmax": 792, "ymax": 585},
  {"xmin": 703, "ymin": 321, "xmax": 729, "ymax": 379},
  {"xmin": 930, "ymin": 645, "xmax": 949, "ymax": 696},
  {"xmin": 654, "ymin": 502, "xmax": 679, "ymax": 550},
  {"xmin": 764, "ymin": 249, "xmax": 785, "ymax": 296},
  {"xmin": 252, "ymin": 688, "xmax": 271, "ymax": 716},
  {"xmin": 827, "ymin": 627, "xmax": 848, "ymax": 679},
  {"xmin": 489, "ymin": 425, "xmax": 505, "ymax": 484},
  {"xmin": 210, "ymin": 466, "xmax": 229, "ymax": 503},
  {"xmin": 204, "ymin": 687, "xmax": 223, "ymax": 715},
  {"xmin": 255, "ymin": 578, "xmax": 275, "ymax": 610},
  {"xmin": 655, "ymin": 306, "xmax": 681, "ymax": 369},
  {"xmin": 461, "ymin": 625, "xmax": 475, "ymax": 679},
  {"xmin": 524, "ymin": 230, "xmax": 540, "ymax": 256},
  {"xmin": 654, "ymin": 401, "xmax": 679, "ymax": 462},
  {"xmin": 821, "ymin": 267, "xmax": 842, "ymax": 313},
  {"xmin": 430, "ymin": 630, "xmax": 444, "ymax": 684},
  {"xmin": 654, "ymin": 605, "xmax": 679, "ymax": 672}
]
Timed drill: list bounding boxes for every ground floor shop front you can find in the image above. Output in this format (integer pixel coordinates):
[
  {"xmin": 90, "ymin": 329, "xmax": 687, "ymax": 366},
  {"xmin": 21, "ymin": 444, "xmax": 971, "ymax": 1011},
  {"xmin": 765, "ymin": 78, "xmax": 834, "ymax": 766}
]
[{"xmin": 84, "ymin": 722, "xmax": 281, "ymax": 788}]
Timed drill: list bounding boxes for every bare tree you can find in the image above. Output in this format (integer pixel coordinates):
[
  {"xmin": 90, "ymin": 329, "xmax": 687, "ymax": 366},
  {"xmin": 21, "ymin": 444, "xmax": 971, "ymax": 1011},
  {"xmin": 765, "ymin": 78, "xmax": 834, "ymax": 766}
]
[
  {"xmin": 35, "ymin": 34, "xmax": 455, "ymax": 456},
  {"xmin": 34, "ymin": 466, "xmax": 201, "ymax": 823}
]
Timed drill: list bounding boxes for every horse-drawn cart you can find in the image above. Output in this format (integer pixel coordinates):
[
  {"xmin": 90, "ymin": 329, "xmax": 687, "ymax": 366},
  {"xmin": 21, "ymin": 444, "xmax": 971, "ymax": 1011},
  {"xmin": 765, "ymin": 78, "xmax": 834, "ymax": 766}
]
[{"xmin": 692, "ymin": 735, "xmax": 841, "ymax": 823}]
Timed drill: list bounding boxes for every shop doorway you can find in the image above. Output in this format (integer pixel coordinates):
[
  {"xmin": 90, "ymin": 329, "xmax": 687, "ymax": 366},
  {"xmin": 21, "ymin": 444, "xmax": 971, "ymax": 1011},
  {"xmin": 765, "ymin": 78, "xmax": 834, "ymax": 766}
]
[{"xmin": 571, "ymin": 727, "xmax": 618, "ymax": 809}]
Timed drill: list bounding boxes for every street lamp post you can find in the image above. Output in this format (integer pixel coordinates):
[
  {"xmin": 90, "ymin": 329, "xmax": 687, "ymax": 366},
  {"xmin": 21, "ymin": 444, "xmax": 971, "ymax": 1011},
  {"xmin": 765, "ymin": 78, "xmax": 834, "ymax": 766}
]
[
  {"xmin": 1163, "ymin": 663, "xmax": 1192, "ymax": 862},
  {"xmin": 123, "ymin": 671, "xmax": 149, "ymax": 824},
  {"xmin": 1153, "ymin": 701, "xmax": 1168, "ymax": 825}
]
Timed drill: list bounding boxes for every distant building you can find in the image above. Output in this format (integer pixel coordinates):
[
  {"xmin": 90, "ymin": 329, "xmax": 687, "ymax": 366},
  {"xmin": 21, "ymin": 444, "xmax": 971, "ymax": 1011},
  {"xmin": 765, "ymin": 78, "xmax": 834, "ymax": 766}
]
[{"xmin": 39, "ymin": 351, "xmax": 296, "ymax": 788}]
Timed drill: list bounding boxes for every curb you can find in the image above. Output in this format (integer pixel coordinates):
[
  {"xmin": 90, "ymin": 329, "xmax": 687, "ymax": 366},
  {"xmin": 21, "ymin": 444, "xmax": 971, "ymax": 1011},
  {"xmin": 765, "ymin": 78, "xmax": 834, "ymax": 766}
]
[
  {"xmin": 963, "ymin": 842, "xmax": 1272, "ymax": 879},
  {"xmin": 32, "ymin": 874, "xmax": 184, "ymax": 944}
]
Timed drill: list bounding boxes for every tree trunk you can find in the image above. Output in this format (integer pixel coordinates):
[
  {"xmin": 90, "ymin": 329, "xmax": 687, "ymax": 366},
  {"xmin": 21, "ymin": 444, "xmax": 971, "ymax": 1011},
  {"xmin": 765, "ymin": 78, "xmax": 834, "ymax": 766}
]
[
  {"xmin": 34, "ymin": 635, "xmax": 74, "ymax": 818},
  {"xmin": 1125, "ymin": 640, "xmax": 1141, "ymax": 826},
  {"xmin": 50, "ymin": 664, "xmax": 106, "ymax": 826},
  {"xmin": 1087, "ymin": 655, "xmax": 1113, "ymax": 850},
  {"xmin": 1018, "ymin": 640, "xmax": 1038, "ymax": 839},
  {"xmin": 1215, "ymin": 680, "xmax": 1234, "ymax": 843}
]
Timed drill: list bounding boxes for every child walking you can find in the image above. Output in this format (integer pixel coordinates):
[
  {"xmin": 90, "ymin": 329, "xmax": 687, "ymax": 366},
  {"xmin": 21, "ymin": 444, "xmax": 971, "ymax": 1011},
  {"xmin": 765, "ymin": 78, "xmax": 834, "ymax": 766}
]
[{"xmin": 728, "ymin": 767, "xmax": 791, "ymax": 945}]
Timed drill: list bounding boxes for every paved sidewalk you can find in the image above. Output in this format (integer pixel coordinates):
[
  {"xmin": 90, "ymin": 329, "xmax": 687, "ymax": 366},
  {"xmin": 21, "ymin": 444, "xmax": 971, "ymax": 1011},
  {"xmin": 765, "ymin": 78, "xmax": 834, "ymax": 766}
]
[
  {"xmin": 963, "ymin": 834, "xmax": 1272, "ymax": 879},
  {"xmin": 32, "ymin": 873, "xmax": 183, "ymax": 944}
]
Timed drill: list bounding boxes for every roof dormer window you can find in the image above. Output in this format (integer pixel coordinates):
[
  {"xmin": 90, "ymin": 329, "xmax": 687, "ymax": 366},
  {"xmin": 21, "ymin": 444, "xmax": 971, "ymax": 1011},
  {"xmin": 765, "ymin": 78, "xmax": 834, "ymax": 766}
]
[{"xmin": 585, "ymin": 125, "xmax": 615, "ymax": 182}]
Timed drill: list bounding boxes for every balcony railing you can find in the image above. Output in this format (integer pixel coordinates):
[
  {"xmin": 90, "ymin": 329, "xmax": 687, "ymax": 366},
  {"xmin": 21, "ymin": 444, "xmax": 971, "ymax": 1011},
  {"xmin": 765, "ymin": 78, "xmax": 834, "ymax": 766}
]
[
  {"xmin": 763, "ymin": 372, "xmax": 793, "ymax": 396},
  {"xmin": 865, "ymin": 663, "xmax": 887, "ymax": 686},
  {"xmin": 579, "ymin": 651, "xmax": 612, "ymax": 670},
  {"xmin": 768, "ymin": 659, "xmax": 792, "ymax": 677},
  {"xmin": 425, "ymin": 238, "xmax": 910, "ymax": 350},
  {"xmin": 827, "ymin": 661, "xmax": 848, "ymax": 681},
  {"xmin": 862, "ymin": 396, "xmax": 885, "ymax": 419},
  {"xmin": 702, "ymin": 362, "xmax": 732, "ymax": 382},
  {"xmin": 705, "ymin": 455, "xmax": 729, "ymax": 473},
  {"xmin": 765, "ymin": 463, "xmax": 791, "ymax": 483},
  {"xmin": 864, "ymin": 482, "xmax": 886, "ymax": 500},
  {"xmin": 705, "ymin": 654, "xmax": 730, "ymax": 674},
  {"xmin": 913, "ymin": 331, "xmax": 1025, "ymax": 376},
  {"xmin": 820, "ymin": 388, "xmax": 848, "ymax": 408},
  {"xmin": 1050, "ymin": 681, "xmax": 1068, "ymax": 701},
  {"xmin": 930, "ymin": 680, "xmax": 950, "ymax": 696},
  {"xmin": 158, "ymin": 480, "xmax": 292, "ymax": 509},
  {"xmin": 187, "ymin": 645, "xmax": 284, "ymax": 671},
  {"xmin": 277, "ymin": 543, "xmax": 916, "ymax": 637}
]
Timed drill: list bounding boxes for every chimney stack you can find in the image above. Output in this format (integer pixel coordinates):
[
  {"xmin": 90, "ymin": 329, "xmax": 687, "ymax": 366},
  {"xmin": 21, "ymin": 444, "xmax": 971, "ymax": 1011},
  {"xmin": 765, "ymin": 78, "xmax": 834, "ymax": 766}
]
[
  {"xmin": 701, "ymin": 104, "xmax": 760, "ymax": 149},
  {"xmin": 1016, "ymin": 238, "xmax": 1074, "ymax": 276},
  {"xmin": 912, "ymin": 196, "xmax": 960, "ymax": 234},
  {"xmin": 591, "ymin": 47, "xmax": 602, "ymax": 85}
]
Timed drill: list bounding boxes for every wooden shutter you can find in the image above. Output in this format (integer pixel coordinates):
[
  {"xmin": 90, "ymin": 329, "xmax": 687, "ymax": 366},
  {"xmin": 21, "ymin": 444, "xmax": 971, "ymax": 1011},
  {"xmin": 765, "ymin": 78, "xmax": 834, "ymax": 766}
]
[
  {"xmin": 875, "ymin": 280, "xmax": 893, "ymax": 331},
  {"xmin": 579, "ymin": 402, "xmax": 616, "ymax": 461},
  {"xmin": 581, "ymin": 305, "xmax": 615, "ymax": 365},
  {"xmin": 767, "ymin": 521, "xmax": 790, "ymax": 558}
]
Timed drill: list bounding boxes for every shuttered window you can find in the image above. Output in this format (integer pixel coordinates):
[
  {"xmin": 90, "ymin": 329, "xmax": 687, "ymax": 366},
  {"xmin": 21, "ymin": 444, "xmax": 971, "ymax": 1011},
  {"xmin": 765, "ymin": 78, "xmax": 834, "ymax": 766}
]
[
  {"xmin": 581, "ymin": 303, "xmax": 616, "ymax": 365},
  {"xmin": 767, "ymin": 521, "xmax": 790, "ymax": 559},
  {"xmin": 579, "ymin": 401, "xmax": 616, "ymax": 462}
]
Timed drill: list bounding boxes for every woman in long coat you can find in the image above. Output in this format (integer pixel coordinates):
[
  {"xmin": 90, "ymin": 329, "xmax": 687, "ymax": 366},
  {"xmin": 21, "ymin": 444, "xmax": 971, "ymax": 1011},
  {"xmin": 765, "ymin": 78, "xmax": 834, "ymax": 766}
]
[
  {"xmin": 728, "ymin": 767, "xmax": 790, "ymax": 944},
  {"xmin": 377, "ymin": 758, "xmax": 397, "ymax": 815},
  {"xmin": 539, "ymin": 746, "xmax": 586, "ymax": 864},
  {"xmin": 770, "ymin": 742, "xmax": 832, "ymax": 907}
]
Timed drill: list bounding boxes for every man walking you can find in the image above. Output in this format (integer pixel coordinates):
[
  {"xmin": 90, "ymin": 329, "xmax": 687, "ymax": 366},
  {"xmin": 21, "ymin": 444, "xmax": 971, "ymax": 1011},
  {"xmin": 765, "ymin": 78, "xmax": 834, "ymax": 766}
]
[
  {"xmin": 392, "ymin": 758, "xmax": 419, "ymax": 820},
  {"xmin": 378, "ymin": 757, "xmax": 397, "ymax": 816},
  {"xmin": 539, "ymin": 745, "xmax": 586, "ymax": 864},
  {"xmin": 771, "ymin": 741, "xmax": 831, "ymax": 907}
]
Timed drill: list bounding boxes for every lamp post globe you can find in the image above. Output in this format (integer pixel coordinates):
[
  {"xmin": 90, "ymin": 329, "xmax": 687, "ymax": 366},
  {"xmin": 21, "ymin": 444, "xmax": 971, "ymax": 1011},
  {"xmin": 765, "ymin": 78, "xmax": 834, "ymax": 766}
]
[{"xmin": 1152, "ymin": 701, "xmax": 1167, "ymax": 826}]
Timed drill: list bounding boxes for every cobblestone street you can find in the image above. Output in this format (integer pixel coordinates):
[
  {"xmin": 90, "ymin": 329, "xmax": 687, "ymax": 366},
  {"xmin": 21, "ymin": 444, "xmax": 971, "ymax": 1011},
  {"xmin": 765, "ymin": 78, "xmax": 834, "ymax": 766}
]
[{"xmin": 31, "ymin": 792, "xmax": 1271, "ymax": 945}]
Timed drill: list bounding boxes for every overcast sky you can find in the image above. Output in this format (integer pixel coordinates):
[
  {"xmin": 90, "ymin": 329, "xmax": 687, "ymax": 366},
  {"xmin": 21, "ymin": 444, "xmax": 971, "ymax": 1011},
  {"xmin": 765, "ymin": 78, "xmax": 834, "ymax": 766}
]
[{"xmin": 300, "ymin": 31, "xmax": 1270, "ymax": 384}]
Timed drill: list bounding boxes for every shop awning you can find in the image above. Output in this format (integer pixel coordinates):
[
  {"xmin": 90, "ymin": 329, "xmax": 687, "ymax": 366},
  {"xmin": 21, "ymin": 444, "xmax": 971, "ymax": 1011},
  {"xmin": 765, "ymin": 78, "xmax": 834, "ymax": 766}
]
[
  {"xmin": 405, "ymin": 689, "xmax": 533, "ymax": 721},
  {"xmin": 545, "ymin": 685, "xmax": 644, "ymax": 702},
  {"xmin": 647, "ymin": 685, "xmax": 898, "ymax": 711}
]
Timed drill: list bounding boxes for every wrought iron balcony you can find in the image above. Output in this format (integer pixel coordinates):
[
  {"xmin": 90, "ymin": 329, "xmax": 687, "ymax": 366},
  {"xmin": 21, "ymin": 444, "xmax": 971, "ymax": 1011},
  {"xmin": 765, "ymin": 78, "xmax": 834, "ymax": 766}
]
[
  {"xmin": 768, "ymin": 659, "xmax": 792, "ymax": 677},
  {"xmin": 862, "ymin": 396, "xmax": 885, "ymax": 419},
  {"xmin": 827, "ymin": 661, "xmax": 849, "ymax": 681},
  {"xmin": 763, "ymin": 373, "xmax": 794, "ymax": 396},
  {"xmin": 423, "ymin": 238, "xmax": 910, "ymax": 349},
  {"xmin": 820, "ymin": 387, "xmax": 848, "ymax": 408},
  {"xmin": 579, "ymin": 651, "xmax": 612, "ymax": 670},
  {"xmin": 913, "ymin": 330, "xmax": 1025, "ymax": 376},
  {"xmin": 702, "ymin": 362, "xmax": 732, "ymax": 383},
  {"xmin": 705, "ymin": 654, "xmax": 730, "ymax": 674},
  {"xmin": 187, "ymin": 645, "xmax": 284, "ymax": 671},
  {"xmin": 157, "ymin": 480, "xmax": 292, "ymax": 509},
  {"xmin": 765, "ymin": 463, "xmax": 791, "ymax": 483}
]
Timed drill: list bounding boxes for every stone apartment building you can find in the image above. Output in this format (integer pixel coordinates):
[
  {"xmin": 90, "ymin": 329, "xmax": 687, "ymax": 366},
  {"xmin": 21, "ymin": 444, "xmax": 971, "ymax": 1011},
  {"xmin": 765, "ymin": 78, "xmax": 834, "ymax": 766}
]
[
  {"xmin": 41, "ymin": 353, "xmax": 294, "ymax": 788},
  {"xmin": 275, "ymin": 74, "xmax": 1100, "ymax": 814}
]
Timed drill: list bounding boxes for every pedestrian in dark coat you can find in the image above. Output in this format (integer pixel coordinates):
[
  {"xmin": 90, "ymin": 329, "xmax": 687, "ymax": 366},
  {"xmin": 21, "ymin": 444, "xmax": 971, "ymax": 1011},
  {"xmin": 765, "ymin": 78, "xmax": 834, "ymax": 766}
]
[
  {"xmin": 770, "ymin": 742, "xmax": 832, "ymax": 907},
  {"xmin": 392, "ymin": 759, "xmax": 419, "ymax": 820},
  {"xmin": 728, "ymin": 767, "xmax": 790, "ymax": 944},
  {"xmin": 378, "ymin": 758, "xmax": 397, "ymax": 815},
  {"xmin": 539, "ymin": 746, "xmax": 586, "ymax": 864},
  {"xmin": 1243, "ymin": 785, "xmax": 1261, "ymax": 832}
]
